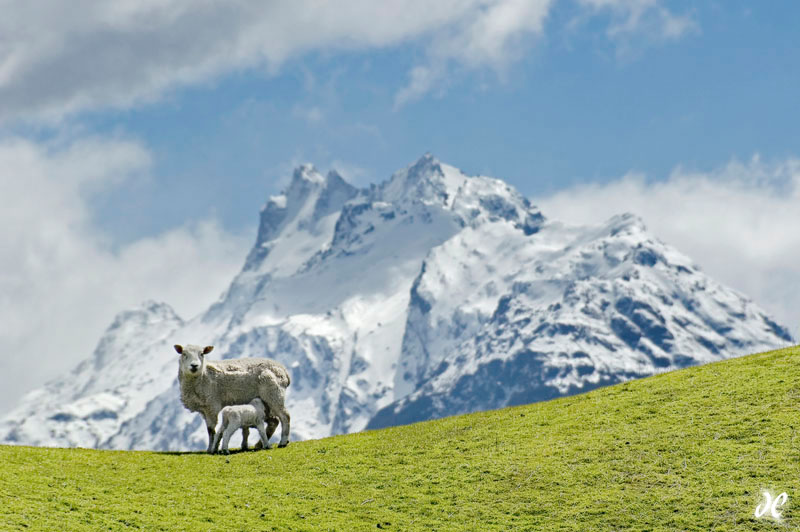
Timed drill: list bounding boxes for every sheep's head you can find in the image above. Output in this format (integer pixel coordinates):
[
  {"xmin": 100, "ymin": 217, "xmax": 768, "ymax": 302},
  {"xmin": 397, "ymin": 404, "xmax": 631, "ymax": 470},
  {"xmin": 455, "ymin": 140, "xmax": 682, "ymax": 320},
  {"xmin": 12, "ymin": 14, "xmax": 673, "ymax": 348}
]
[{"xmin": 175, "ymin": 344, "xmax": 213, "ymax": 376}]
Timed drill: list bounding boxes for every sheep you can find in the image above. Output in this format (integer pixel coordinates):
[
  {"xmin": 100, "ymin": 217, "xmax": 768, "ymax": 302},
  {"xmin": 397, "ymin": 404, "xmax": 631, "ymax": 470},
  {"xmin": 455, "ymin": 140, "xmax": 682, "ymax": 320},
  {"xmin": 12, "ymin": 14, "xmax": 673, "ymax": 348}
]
[
  {"xmin": 174, "ymin": 344, "xmax": 291, "ymax": 454},
  {"xmin": 211, "ymin": 398, "xmax": 272, "ymax": 454}
]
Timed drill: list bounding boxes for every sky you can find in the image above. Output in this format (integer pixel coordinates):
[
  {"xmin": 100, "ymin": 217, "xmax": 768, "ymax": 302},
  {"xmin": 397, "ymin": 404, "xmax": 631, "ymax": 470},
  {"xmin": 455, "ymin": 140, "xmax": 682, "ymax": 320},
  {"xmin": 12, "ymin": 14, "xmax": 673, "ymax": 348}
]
[{"xmin": 1, "ymin": 0, "xmax": 799, "ymax": 411}]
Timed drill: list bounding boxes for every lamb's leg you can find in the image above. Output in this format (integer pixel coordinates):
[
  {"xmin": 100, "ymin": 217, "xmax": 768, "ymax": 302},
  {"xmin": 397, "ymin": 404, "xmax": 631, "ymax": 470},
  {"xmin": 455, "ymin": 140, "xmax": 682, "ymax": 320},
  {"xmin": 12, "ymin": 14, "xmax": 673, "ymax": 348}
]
[
  {"xmin": 220, "ymin": 424, "xmax": 238, "ymax": 455},
  {"xmin": 256, "ymin": 421, "xmax": 272, "ymax": 450},
  {"xmin": 241, "ymin": 426, "xmax": 250, "ymax": 451},
  {"xmin": 254, "ymin": 417, "xmax": 277, "ymax": 450}
]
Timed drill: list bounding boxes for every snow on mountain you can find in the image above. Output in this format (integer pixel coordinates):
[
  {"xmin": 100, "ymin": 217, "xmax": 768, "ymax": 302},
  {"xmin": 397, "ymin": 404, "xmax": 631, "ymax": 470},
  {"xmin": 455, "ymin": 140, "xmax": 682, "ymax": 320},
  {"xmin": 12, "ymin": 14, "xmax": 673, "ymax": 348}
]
[
  {"xmin": 368, "ymin": 213, "xmax": 792, "ymax": 429},
  {"xmin": 0, "ymin": 301, "xmax": 183, "ymax": 448},
  {"xmin": 0, "ymin": 155, "xmax": 791, "ymax": 450}
]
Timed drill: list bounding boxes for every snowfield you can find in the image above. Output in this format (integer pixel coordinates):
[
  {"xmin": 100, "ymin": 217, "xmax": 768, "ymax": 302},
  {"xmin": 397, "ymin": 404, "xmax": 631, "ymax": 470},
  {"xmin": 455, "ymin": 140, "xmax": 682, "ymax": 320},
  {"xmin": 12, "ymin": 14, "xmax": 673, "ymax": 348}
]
[{"xmin": 0, "ymin": 154, "xmax": 791, "ymax": 450}]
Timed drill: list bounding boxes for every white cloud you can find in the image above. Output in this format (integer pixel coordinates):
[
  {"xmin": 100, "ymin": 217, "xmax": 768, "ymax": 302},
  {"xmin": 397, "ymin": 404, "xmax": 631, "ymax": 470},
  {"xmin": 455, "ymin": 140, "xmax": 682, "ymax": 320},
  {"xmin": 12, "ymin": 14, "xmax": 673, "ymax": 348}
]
[
  {"xmin": 0, "ymin": 136, "xmax": 250, "ymax": 411},
  {"xmin": 0, "ymin": 0, "xmax": 696, "ymax": 122},
  {"xmin": 394, "ymin": 0, "xmax": 696, "ymax": 105},
  {"xmin": 0, "ymin": 0, "xmax": 478, "ymax": 122},
  {"xmin": 571, "ymin": 0, "xmax": 698, "ymax": 60},
  {"xmin": 535, "ymin": 156, "xmax": 800, "ymax": 337},
  {"xmin": 394, "ymin": 65, "xmax": 445, "ymax": 110},
  {"xmin": 292, "ymin": 104, "xmax": 325, "ymax": 125},
  {"xmin": 394, "ymin": 0, "xmax": 554, "ymax": 107},
  {"xmin": 430, "ymin": 0, "xmax": 554, "ymax": 68},
  {"xmin": 578, "ymin": 0, "xmax": 696, "ymax": 39}
]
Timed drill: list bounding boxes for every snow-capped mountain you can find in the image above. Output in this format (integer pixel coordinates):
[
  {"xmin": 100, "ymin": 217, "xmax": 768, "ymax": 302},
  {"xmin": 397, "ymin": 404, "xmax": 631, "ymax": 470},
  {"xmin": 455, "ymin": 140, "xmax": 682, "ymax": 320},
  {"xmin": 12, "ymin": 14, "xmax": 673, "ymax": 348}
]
[
  {"xmin": 0, "ymin": 155, "xmax": 791, "ymax": 450},
  {"xmin": 368, "ymin": 212, "xmax": 792, "ymax": 428}
]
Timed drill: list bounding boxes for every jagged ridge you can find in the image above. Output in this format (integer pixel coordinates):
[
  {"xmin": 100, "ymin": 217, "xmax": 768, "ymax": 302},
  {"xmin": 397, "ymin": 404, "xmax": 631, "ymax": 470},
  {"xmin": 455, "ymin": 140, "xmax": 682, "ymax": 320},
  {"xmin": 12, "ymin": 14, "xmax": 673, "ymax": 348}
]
[{"xmin": 0, "ymin": 156, "xmax": 790, "ymax": 450}]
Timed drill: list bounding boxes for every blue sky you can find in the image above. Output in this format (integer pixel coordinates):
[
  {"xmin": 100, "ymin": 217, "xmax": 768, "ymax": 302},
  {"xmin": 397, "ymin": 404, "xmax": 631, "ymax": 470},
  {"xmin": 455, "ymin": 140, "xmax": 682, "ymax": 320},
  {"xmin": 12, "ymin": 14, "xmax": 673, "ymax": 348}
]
[
  {"xmin": 1, "ymin": 0, "xmax": 799, "ymax": 409},
  {"xmin": 51, "ymin": 1, "xmax": 798, "ymax": 243}
]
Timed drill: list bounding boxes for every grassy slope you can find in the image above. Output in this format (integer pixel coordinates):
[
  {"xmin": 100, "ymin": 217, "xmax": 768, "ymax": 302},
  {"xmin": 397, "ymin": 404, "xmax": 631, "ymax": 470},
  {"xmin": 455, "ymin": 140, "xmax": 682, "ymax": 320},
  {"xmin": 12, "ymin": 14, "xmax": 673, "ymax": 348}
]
[{"xmin": 2, "ymin": 347, "xmax": 799, "ymax": 531}]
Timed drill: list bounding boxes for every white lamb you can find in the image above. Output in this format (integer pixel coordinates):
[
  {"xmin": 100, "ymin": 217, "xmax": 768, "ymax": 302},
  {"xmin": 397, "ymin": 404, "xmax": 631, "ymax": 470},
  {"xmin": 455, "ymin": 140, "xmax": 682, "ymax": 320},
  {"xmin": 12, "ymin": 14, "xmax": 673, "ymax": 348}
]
[
  {"xmin": 212, "ymin": 398, "xmax": 271, "ymax": 454},
  {"xmin": 175, "ymin": 344, "xmax": 291, "ymax": 454}
]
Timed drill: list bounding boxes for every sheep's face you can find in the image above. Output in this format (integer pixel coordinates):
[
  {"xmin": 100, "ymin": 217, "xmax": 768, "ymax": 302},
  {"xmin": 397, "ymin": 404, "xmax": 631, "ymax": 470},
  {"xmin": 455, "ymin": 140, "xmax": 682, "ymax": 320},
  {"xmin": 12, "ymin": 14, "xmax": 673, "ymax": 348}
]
[{"xmin": 175, "ymin": 344, "xmax": 213, "ymax": 376}]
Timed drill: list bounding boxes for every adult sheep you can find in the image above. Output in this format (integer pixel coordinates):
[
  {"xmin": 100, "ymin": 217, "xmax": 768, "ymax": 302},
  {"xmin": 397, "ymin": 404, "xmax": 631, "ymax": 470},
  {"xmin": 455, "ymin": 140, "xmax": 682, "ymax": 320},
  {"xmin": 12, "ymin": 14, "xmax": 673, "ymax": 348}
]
[{"xmin": 174, "ymin": 344, "xmax": 291, "ymax": 453}]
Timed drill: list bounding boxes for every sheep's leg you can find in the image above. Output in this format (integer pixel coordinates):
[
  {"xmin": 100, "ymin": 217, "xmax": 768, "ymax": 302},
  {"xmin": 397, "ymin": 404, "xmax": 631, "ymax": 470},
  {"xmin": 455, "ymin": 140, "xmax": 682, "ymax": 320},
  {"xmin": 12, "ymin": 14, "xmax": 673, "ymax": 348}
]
[
  {"xmin": 256, "ymin": 422, "xmax": 272, "ymax": 450},
  {"xmin": 265, "ymin": 417, "xmax": 280, "ymax": 440},
  {"xmin": 211, "ymin": 423, "xmax": 224, "ymax": 455},
  {"xmin": 241, "ymin": 426, "xmax": 250, "ymax": 451},
  {"xmin": 261, "ymin": 380, "xmax": 291, "ymax": 448},
  {"xmin": 205, "ymin": 411, "xmax": 220, "ymax": 454},
  {"xmin": 261, "ymin": 408, "xmax": 289, "ymax": 447},
  {"xmin": 254, "ymin": 417, "xmax": 277, "ymax": 450},
  {"xmin": 275, "ymin": 407, "xmax": 291, "ymax": 448},
  {"xmin": 206, "ymin": 425, "xmax": 216, "ymax": 454},
  {"xmin": 220, "ymin": 425, "xmax": 238, "ymax": 455}
]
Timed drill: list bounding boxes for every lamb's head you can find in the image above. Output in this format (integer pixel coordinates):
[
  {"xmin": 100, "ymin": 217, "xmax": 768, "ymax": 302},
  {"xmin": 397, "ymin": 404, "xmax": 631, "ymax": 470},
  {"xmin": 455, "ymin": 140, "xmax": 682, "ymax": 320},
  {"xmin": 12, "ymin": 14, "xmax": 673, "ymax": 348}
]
[
  {"xmin": 249, "ymin": 398, "xmax": 267, "ymax": 418},
  {"xmin": 174, "ymin": 344, "xmax": 214, "ymax": 376}
]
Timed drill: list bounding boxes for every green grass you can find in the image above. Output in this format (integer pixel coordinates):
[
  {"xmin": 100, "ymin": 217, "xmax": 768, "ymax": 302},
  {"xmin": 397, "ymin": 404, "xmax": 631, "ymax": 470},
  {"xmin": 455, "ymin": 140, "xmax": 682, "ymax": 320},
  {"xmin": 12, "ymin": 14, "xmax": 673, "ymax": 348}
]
[{"xmin": 3, "ymin": 347, "xmax": 800, "ymax": 531}]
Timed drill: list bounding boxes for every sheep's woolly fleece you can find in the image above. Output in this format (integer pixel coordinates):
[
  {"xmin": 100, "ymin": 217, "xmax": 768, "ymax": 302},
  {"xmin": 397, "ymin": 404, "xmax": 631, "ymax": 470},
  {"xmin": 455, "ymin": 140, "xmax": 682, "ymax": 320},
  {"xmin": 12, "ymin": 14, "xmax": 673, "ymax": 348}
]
[{"xmin": 176, "ymin": 344, "xmax": 291, "ymax": 453}]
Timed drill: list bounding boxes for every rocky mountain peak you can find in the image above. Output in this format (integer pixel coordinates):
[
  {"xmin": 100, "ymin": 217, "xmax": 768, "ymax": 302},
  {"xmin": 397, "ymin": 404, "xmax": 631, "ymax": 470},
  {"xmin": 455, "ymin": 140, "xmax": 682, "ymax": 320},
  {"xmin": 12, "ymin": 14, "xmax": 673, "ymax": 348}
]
[
  {"xmin": 89, "ymin": 300, "xmax": 182, "ymax": 372},
  {"xmin": 291, "ymin": 163, "xmax": 325, "ymax": 185},
  {"xmin": 244, "ymin": 164, "xmax": 358, "ymax": 274},
  {"xmin": 605, "ymin": 212, "xmax": 648, "ymax": 236},
  {"xmin": 0, "ymin": 155, "xmax": 791, "ymax": 451},
  {"xmin": 378, "ymin": 153, "xmax": 449, "ymax": 204}
]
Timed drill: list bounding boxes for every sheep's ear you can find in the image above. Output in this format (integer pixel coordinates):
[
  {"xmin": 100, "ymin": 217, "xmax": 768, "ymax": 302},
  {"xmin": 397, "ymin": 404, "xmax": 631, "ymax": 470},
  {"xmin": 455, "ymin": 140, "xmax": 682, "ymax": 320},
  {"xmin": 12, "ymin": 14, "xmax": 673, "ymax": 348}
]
[
  {"xmin": 202, "ymin": 346, "xmax": 214, "ymax": 355},
  {"xmin": 174, "ymin": 345, "xmax": 183, "ymax": 355}
]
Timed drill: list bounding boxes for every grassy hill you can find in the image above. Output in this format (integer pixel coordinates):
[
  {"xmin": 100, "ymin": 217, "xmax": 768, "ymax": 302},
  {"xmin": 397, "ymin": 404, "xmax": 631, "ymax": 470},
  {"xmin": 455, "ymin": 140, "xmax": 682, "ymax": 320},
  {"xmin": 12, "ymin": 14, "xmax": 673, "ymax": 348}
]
[{"xmin": 2, "ymin": 346, "xmax": 799, "ymax": 531}]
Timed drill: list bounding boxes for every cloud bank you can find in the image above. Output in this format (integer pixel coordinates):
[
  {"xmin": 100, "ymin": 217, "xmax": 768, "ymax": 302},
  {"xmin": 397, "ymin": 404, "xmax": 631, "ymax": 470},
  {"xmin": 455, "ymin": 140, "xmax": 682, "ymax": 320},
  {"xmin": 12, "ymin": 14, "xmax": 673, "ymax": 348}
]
[
  {"xmin": 0, "ymin": 136, "xmax": 250, "ymax": 410},
  {"xmin": 0, "ymin": 0, "xmax": 695, "ymax": 122},
  {"xmin": 535, "ymin": 156, "xmax": 800, "ymax": 337}
]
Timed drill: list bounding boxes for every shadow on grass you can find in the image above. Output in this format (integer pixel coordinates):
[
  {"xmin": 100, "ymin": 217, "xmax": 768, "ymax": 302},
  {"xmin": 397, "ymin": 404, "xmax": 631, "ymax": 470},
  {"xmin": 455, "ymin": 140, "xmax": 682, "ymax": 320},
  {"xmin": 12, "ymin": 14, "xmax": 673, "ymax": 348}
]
[{"xmin": 155, "ymin": 448, "xmax": 272, "ymax": 456}]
